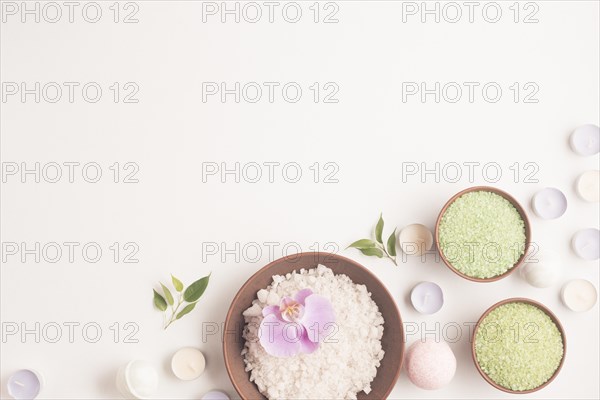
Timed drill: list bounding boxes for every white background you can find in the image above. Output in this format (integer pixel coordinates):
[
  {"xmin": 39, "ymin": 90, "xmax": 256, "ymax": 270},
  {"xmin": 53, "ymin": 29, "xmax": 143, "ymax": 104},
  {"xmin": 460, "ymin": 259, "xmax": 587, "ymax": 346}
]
[{"xmin": 1, "ymin": 1, "xmax": 599, "ymax": 399}]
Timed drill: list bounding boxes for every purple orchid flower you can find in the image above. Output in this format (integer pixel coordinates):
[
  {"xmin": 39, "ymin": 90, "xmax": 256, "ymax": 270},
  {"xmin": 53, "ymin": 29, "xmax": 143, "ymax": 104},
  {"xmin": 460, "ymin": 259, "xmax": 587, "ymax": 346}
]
[{"xmin": 259, "ymin": 289, "xmax": 335, "ymax": 357}]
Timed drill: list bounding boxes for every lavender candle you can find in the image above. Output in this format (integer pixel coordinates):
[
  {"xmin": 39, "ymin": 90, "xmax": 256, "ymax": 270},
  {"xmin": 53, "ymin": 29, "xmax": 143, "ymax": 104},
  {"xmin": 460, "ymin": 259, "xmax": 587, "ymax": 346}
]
[{"xmin": 7, "ymin": 370, "xmax": 43, "ymax": 400}]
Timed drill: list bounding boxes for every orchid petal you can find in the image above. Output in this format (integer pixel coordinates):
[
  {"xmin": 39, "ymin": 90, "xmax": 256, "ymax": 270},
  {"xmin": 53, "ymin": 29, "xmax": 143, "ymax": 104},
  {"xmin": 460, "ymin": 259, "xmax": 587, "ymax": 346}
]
[
  {"xmin": 262, "ymin": 305, "xmax": 279, "ymax": 317},
  {"xmin": 294, "ymin": 288, "xmax": 313, "ymax": 305},
  {"xmin": 259, "ymin": 314, "xmax": 302, "ymax": 357},
  {"xmin": 280, "ymin": 296, "xmax": 296, "ymax": 309},
  {"xmin": 300, "ymin": 294, "xmax": 336, "ymax": 343},
  {"xmin": 298, "ymin": 325, "xmax": 319, "ymax": 354}
]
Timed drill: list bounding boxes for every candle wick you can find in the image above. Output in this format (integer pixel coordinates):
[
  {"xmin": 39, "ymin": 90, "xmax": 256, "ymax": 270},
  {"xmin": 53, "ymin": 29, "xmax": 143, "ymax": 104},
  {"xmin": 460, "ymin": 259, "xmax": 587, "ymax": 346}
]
[
  {"xmin": 14, "ymin": 381, "xmax": 25, "ymax": 387},
  {"xmin": 423, "ymin": 293, "xmax": 430, "ymax": 305},
  {"xmin": 188, "ymin": 362, "xmax": 197, "ymax": 372}
]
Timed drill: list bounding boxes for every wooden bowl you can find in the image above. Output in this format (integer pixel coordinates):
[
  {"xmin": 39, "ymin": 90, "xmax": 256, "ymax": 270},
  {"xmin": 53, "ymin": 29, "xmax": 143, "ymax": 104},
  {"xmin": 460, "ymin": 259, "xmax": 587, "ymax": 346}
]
[
  {"xmin": 223, "ymin": 252, "xmax": 404, "ymax": 400},
  {"xmin": 434, "ymin": 186, "xmax": 532, "ymax": 282},
  {"xmin": 471, "ymin": 298, "xmax": 567, "ymax": 394}
]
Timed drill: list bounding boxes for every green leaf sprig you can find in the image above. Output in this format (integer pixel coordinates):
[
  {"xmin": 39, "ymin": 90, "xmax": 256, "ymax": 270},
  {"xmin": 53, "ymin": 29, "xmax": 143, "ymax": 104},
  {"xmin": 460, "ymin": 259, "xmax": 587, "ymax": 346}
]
[
  {"xmin": 348, "ymin": 213, "xmax": 398, "ymax": 266},
  {"xmin": 153, "ymin": 273, "xmax": 211, "ymax": 329}
]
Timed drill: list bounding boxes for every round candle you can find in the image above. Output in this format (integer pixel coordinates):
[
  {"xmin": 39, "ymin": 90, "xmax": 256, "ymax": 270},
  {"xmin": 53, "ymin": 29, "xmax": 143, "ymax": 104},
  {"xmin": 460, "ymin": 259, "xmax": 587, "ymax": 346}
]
[
  {"xmin": 576, "ymin": 170, "xmax": 599, "ymax": 202},
  {"xmin": 399, "ymin": 224, "xmax": 433, "ymax": 256},
  {"xmin": 520, "ymin": 249, "xmax": 560, "ymax": 288},
  {"xmin": 116, "ymin": 360, "xmax": 158, "ymax": 399},
  {"xmin": 571, "ymin": 228, "xmax": 600, "ymax": 260},
  {"xmin": 171, "ymin": 347, "xmax": 205, "ymax": 380},
  {"xmin": 202, "ymin": 391, "xmax": 230, "ymax": 400},
  {"xmin": 570, "ymin": 124, "xmax": 599, "ymax": 156},
  {"xmin": 410, "ymin": 282, "xmax": 443, "ymax": 314},
  {"xmin": 7, "ymin": 370, "xmax": 43, "ymax": 400},
  {"xmin": 561, "ymin": 279, "xmax": 597, "ymax": 312},
  {"xmin": 531, "ymin": 188, "xmax": 567, "ymax": 219}
]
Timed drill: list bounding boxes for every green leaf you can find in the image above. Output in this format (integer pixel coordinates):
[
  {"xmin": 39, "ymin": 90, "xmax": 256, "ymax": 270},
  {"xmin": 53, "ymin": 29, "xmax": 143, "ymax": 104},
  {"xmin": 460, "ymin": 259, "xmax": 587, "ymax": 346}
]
[
  {"xmin": 347, "ymin": 239, "xmax": 377, "ymax": 250},
  {"xmin": 171, "ymin": 274, "xmax": 184, "ymax": 292},
  {"xmin": 153, "ymin": 289, "xmax": 167, "ymax": 311},
  {"xmin": 375, "ymin": 214, "xmax": 384, "ymax": 244},
  {"xmin": 359, "ymin": 247, "xmax": 384, "ymax": 258},
  {"xmin": 183, "ymin": 273, "xmax": 211, "ymax": 302},
  {"xmin": 176, "ymin": 302, "xmax": 196, "ymax": 320},
  {"xmin": 387, "ymin": 229, "xmax": 397, "ymax": 257},
  {"xmin": 160, "ymin": 283, "xmax": 174, "ymax": 306}
]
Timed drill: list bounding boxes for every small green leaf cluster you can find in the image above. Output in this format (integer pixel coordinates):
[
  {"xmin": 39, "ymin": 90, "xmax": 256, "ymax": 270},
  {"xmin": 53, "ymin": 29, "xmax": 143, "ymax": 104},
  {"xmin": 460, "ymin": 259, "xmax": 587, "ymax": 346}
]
[
  {"xmin": 153, "ymin": 273, "xmax": 211, "ymax": 329},
  {"xmin": 348, "ymin": 214, "xmax": 398, "ymax": 266}
]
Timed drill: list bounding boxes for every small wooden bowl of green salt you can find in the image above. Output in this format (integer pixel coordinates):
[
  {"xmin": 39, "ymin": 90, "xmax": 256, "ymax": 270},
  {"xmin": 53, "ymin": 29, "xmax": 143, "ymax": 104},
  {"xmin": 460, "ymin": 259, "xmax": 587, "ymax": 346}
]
[
  {"xmin": 435, "ymin": 186, "xmax": 531, "ymax": 282},
  {"xmin": 472, "ymin": 298, "xmax": 566, "ymax": 393}
]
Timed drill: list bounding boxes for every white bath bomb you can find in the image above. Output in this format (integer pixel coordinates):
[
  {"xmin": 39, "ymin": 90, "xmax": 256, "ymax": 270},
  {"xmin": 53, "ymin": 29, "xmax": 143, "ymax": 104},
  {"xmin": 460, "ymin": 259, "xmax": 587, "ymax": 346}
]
[
  {"xmin": 405, "ymin": 340, "xmax": 456, "ymax": 390},
  {"xmin": 520, "ymin": 249, "xmax": 560, "ymax": 288}
]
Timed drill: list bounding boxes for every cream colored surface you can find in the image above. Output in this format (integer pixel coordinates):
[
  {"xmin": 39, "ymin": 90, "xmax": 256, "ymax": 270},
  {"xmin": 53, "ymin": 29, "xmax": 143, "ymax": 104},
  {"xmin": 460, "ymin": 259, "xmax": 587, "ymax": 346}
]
[{"xmin": 1, "ymin": 1, "xmax": 599, "ymax": 399}]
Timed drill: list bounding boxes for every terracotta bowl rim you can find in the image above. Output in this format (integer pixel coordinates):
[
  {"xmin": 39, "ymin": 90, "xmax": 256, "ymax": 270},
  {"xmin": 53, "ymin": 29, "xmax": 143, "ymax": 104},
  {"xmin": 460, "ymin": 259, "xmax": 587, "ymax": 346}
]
[
  {"xmin": 471, "ymin": 297, "xmax": 567, "ymax": 394},
  {"xmin": 222, "ymin": 252, "xmax": 404, "ymax": 400},
  {"xmin": 434, "ymin": 186, "xmax": 532, "ymax": 282}
]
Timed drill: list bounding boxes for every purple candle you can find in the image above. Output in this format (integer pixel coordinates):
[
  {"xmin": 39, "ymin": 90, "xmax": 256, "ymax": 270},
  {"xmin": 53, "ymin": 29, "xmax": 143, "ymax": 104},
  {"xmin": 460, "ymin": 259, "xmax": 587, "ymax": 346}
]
[
  {"xmin": 572, "ymin": 228, "xmax": 600, "ymax": 260},
  {"xmin": 7, "ymin": 370, "xmax": 42, "ymax": 400},
  {"xmin": 531, "ymin": 188, "xmax": 567, "ymax": 219},
  {"xmin": 202, "ymin": 391, "xmax": 230, "ymax": 400},
  {"xmin": 411, "ymin": 282, "xmax": 444, "ymax": 314},
  {"xmin": 570, "ymin": 124, "xmax": 599, "ymax": 156}
]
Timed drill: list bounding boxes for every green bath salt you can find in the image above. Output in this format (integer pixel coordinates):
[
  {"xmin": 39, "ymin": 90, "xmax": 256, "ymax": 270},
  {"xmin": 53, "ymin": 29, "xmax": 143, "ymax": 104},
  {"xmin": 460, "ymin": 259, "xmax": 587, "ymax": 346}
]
[
  {"xmin": 475, "ymin": 302, "xmax": 564, "ymax": 391},
  {"xmin": 438, "ymin": 191, "xmax": 526, "ymax": 279}
]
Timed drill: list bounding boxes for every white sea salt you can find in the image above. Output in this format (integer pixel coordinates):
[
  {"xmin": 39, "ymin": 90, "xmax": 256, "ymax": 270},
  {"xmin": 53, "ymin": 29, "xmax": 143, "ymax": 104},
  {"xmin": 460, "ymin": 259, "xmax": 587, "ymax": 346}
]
[{"xmin": 242, "ymin": 265, "xmax": 385, "ymax": 400}]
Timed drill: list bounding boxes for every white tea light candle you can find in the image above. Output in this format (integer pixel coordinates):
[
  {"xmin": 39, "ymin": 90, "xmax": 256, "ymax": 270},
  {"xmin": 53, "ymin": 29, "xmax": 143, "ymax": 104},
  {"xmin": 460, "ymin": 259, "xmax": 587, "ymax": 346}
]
[
  {"xmin": 201, "ymin": 391, "xmax": 230, "ymax": 400},
  {"xmin": 116, "ymin": 360, "xmax": 158, "ymax": 399},
  {"xmin": 576, "ymin": 170, "xmax": 599, "ymax": 202},
  {"xmin": 570, "ymin": 124, "xmax": 600, "ymax": 156},
  {"xmin": 7, "ymin": 369, "xmax": 43, "ymax": 400},
  {"xmin": 399, "ymin": 224, "xmax": 433, "ymax": 256},
  {"xmin": 171, "ymin": 347, "xmax": 205, "ymax": 380},
  {"xmin": 531, "ymin": 188, "xmax": 567, "ymax": 219},
  {"xmin": 561, "ymin": 279, "xmax": 598, "ymax": 312},
  {"xmin": 410, "ymin": 282, "xmax": 443, "ymax": 314},
  {"xmin": 572, "ymin": 228, "xmax": 600, "ymax": 260}
]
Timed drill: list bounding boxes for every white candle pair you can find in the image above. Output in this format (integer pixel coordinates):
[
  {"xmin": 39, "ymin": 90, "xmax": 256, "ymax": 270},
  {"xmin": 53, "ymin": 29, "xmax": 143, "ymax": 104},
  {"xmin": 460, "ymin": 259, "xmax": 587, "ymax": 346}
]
[{"xmin": 116, "ymin": 348, "xmax": 206, "ymax": 398}]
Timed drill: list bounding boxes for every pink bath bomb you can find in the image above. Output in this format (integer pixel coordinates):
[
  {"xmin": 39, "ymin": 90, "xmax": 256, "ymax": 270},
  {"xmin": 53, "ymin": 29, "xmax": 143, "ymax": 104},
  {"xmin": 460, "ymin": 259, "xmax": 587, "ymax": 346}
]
[{"xmin": 405, "ymin": 340, "xmax": 456, "ymax": 390}]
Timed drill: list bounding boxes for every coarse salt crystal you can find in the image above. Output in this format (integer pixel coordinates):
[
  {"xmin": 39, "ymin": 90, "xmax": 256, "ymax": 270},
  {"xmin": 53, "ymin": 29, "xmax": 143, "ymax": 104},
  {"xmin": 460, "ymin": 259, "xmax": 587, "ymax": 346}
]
[
  {"xmin": 242, "ymin": 304, "xmax": 262, "ymax": 317},
  {"xmin": 266, "ymin": 292, "xmax": 280, "ymax": 306},
  {"xmin": 257, "ymin": 289, "xmax": 268, "ymax": 303}
]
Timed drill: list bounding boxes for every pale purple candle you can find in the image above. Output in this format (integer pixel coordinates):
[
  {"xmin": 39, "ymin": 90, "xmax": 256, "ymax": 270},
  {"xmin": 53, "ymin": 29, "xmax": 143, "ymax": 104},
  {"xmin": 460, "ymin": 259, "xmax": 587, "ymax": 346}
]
[
  {"xmin": 411, "ymin": 282, "xmax": 444, "ymax": 314},
  {"xmin": 7, "ymin": 370, "xmax": 42, "ymax": 400},
  {"xmin": 570, "ymin": 124, "xmax": 599, "ymax": 156},
  {"xmin": 202, "ymin": 391, "xmax": 230, "ymax": 400},
  {"xmin": 572, "ymin": 228, "xmax": 600, "ymax": 260},
  {"xmin": 531, "ymin": 188, "xmax": 567, "ymax": 219}
]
